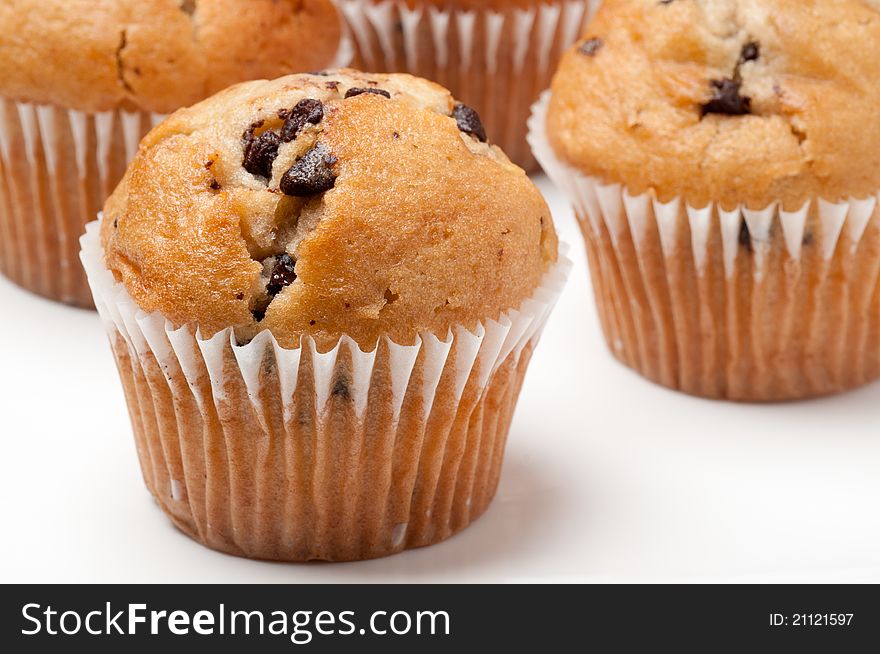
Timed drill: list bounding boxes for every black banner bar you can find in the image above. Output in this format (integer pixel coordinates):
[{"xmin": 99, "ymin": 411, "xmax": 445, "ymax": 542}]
[{"xmin": 1, "ymin": 585, "xmax": 876, "ymax": 650}]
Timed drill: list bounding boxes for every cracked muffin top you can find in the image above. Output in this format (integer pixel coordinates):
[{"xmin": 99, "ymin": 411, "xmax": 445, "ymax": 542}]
[
  {"xmin": 546, "ymin": 0, "xmax": 880, "ymax": 210},
  {"xmin": 101, "ymin": 69, "xmax": 558, "ymax": 349},
  {"xmin": 0, "ymin": 0, "xmax": 341, "ymax": 114}
]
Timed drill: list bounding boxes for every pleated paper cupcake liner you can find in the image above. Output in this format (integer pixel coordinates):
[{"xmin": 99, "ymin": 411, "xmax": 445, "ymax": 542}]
[
  {"xmin": 529, "ymin": 93, "xmax": 880, "ymax": 401},
  {"xmin": 333, "ymin": 0, "xmax": 599, "ymax": 171},
  {"xmin": 80, "ymin": 221, "xmax": 570, "ymax": 561},
  {"xmin": 330, "ymin": 21, "xmax": 357, "ymax": 69},
  {"xmin": 0, "ymin": 99, "xmax": 163, "ymax": 307}
]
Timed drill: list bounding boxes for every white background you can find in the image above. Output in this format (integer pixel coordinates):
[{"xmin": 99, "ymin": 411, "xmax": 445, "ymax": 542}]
[{"xmin": 1, "ymin": 176, "xmax": 878, "ymax": 583}]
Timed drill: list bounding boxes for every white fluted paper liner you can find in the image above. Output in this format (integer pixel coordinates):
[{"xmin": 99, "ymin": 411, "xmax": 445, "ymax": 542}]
[
  {"xmin": 333, "ymin": 0, "xmax": 599, "ymax": 170},
  {"xmin": 80, "ymin": 221, "xmax": 570, "ymax": 561},
  {"xmin": 329, "ymin": 19, "xmax": 356, "ymax": 69},
  {"xmin": 529, "ymin": 92, "xmax": 880, "ymax": 401},
  {"xmin": 0, "ymin": 99, "xmax": 161, "ymax": 306}
]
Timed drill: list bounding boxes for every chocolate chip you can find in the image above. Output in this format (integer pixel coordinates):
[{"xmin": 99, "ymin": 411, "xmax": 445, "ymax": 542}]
[
  {"xmin": 243, "ymin": 130, "xmax": 281, "ymax": 179},
  {"xmin": 578, "ymin": 38, "xmax": 603, "ymax": 57},
  {"xmin": 738, "ymin": 220, "xmax": 752, "ymax": 252},
  {"xmin": 345, "ymin": 87, "xmax": 391, "ymax": 99},
  {"xmin": 701, "ymin": 78, "xmax": 751, "ymax": 116},
  {"xmin": 242, "ymin": 120, "xmax": 264, "ymax": 140},
  {"xmin": 209, "ymin": 179, "xmax": 221, "ymax": 190},
  {"xmin": 266, "ymin": 253, "xmax": 297, "ymax": 296},
  {"xmin": 280, "ymin": 144, "xmax": 338, "ymax": 196},
  {"xmin": 740, "ymin": 42, "xmax": 760, "ymax": 62},
  {"xmin": 326, "ymin": 81, "xmax": 340, "ymax": 91},
  {"xmin": 252, "ymin": 309, "xmax": 266, "ymax": 322},
  {"xmin": 452, "ymin": 103, "xmax": 487, "ymax": 142},
  {"xmin": 280, "ymin": 98, "xmax": 324, "ymax": 142}
]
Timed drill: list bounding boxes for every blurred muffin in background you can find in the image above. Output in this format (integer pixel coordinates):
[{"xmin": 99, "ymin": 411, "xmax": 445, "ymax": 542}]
[
  {"xmin": 530, "ymin": 0, "xmax": 880, "ymax": 401},
  {"xmin": 334, "ymin": 0, "xmax": 601, "ymax": 171}
]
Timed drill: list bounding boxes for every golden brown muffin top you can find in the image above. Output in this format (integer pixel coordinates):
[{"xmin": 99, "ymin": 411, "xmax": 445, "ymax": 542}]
[
  {"xmin": 0, "ymin": 0, "xmax": 342, "ymax": 114},
  {"xmin": 101, "ymin": 69, "xmax": 558, "ymax": 350},
  {"xmin": 547, "ymin": 0, "xmax": 880, "ymax": 210}
]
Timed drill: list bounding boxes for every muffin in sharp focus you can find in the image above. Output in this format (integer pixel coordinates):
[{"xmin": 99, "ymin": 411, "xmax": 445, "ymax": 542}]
[
  {"xmin": 530, "ymin": 0, "xmax": 880, "ymax": 401},
  {"xmin": 81, "ymin": 69, "xmax": 564, "ymax": 562},
  {"xmin": 0, "ymin": 0, "xmax": 342, "ymax": 308},
  {"xmin": 334, "ymin": 0, "xmax": 602, "ymax": 171}
]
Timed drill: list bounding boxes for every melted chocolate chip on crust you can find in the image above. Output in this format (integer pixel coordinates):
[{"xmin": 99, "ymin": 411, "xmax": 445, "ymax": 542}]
[
  {"xmin": 701, "ymin": 78, "xmax": 751, "ymax": 116},
  {"xmin": 266, "ymin": 253, "xmax": 297, "ymax": 296},
  {"xmin": 453, "ymin": 103, "xmax": 487, "ymax": 142},
  {"xmin": 280, "ymin": 98, "xmax": 324, "ymax": 142},
  {"xmin": 740, "ymin": 42, "xmax": 760, "ymax": 62},
  {"xmin": 280, "ymin": 144, "xmax": 338, "ymax": 196},
  {"xmin": 579, "ymin": 38, "xmax": 603, "ymax": 57},
  {"xmin": 242, "ymin": 120, "xmax": 264, "ymax": 140},
  {"xmin": 243, "ymin": 130, "xmax": 281, "ymax": 179},
  {"xmin": 345, "ymin": 87, "xmax": 392, "ymax": 99}
]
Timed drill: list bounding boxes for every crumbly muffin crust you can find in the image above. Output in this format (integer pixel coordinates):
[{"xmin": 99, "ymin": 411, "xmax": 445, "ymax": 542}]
[
  {"xmin": 101, "ymin": 70, "xmax": 557, "ymax": 349},
  {"xmin": 547, "ymin": 0, "xmax": 880, "ymax": 210},
  {"xmin": 0, "ymin": 0, "xmax": 342, "ymax": 114}
]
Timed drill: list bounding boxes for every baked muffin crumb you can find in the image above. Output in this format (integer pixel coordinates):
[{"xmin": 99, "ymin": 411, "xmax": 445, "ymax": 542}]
[
  {"xmin": 548, "ymin": 0, "xmax": 880, "ymax": 209},
  {"xmin": 102, "ymin": 69, "xmax": 557, "ymax": 349}
]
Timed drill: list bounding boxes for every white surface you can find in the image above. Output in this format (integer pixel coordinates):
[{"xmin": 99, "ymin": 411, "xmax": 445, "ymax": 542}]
[{"xmin": 1, "ymin": 175, "xmax": 878, "ymax": 583}]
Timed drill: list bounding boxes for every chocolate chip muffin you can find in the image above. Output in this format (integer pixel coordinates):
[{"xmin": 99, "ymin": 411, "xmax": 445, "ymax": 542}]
[
  {"xmin": 81, "ymin": 69, "xmax": 565, "ymax": 561},
  {"xmin": 530, "ymin": 0, "xmax": 880, "ymax": 401},
  {"xmin": 334, "ymin": 0, "xmax": 600, "ymax": 171},
  {"xmin": 0, "ymin": 0, "xmax": 342, "ymax": 307}
]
